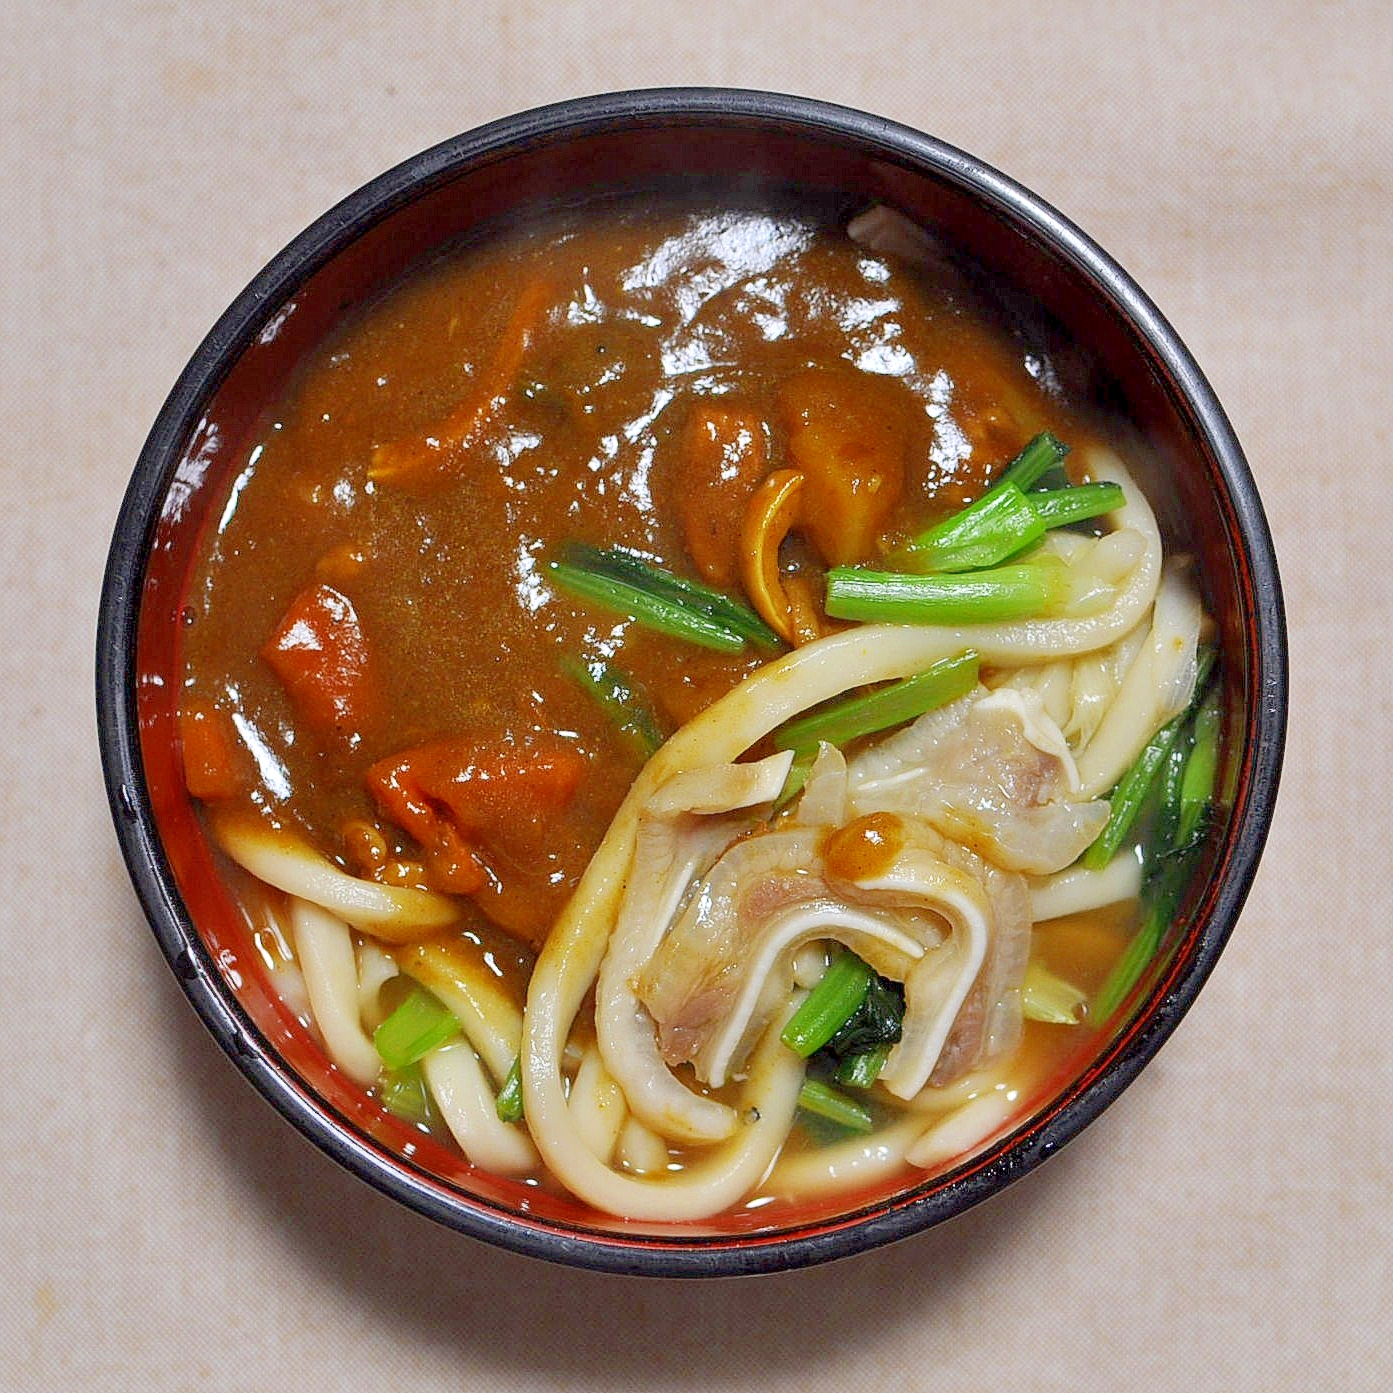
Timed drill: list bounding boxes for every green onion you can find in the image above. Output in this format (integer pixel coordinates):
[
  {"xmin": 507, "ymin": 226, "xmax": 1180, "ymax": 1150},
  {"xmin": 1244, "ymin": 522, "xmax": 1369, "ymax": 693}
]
[
  {"xmin": 552, "ymin": 543, "xmax": 782, "ymax": 652},
  {"xmin": 1028, "ymin": 481, "xmax": 1126, "ymax": 530},
  {"xmin": 797, "ymin": 1077, "xmax": 875, "ymax": 1134},
  {"xmin": 835, "ymin": 1045, "xmax": 891, "ymax": 1089},
  {"xmin": 774, "ymin": 651, "xmax": 979, "ymax": 754},
  {"xmin": 1082, "ymin": 721, "xmax": 1181, "ymax": 870},
  {"xmin": 1022, "ymin": 960, "xmax": 1088, "ymax": 1025},
  {"xmin": 373, "ymin": 985, "xmax": 460, "ymax": 1070},
  {"xmin": 1000, "ymin": 431, "xmax": 1070, "ymax": 491},
  {"xmin": 379, "ymin": 1063, "xmax": 437, "ymax": 1126},
  {"xmin": 561, "ymin": 655, "xmax": 665, "ymax": 757},
  {"xmin": 902, "ymin": 482, "xmax": 1046, "ymax": 573},
  {"xmin": 781, "ymin": 952, "xmax": 875, "ymax": 1057},
  {"xmin": 825, "ymin": 558, "xmax": 1069, "ymax": 626},
  {"xmin": 495, "ymin": 1055, "xmax": 523, "ymax": 1124}
]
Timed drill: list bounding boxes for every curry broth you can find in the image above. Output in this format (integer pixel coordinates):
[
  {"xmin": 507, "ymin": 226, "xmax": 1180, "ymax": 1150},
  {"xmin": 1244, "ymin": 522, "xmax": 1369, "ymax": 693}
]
[
  {"xmin": 183, "ymin": 201, "xmax": 1080, "ymax": 927},
  {"xmin": 181, "ymin": 200, "xmax": 1120, "ymax": 1188}
]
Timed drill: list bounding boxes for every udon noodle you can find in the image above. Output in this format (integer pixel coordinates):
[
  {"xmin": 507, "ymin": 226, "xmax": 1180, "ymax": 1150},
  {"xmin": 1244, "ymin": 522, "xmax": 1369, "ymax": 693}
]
[{"xmin": 178, "ymin": 198, "xmax": 1214, "ymax": 1221}]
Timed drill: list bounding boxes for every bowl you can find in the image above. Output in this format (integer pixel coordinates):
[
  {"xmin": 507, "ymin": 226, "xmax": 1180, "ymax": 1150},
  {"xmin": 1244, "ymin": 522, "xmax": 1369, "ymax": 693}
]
[{"xmin": 97, "ymin": 88, "xmax": 1287, "ymax": 1276}]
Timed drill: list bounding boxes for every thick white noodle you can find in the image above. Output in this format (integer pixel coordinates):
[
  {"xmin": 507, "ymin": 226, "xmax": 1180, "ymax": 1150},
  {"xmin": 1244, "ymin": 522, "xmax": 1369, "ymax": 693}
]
[
  {"xmin": 767, "ymin": 1115, "xmax": 927, "ymax": 1199},
  {"xmin": 1029, "ymin": 852, "xmax": 1143, "ymax": 922},
  {"xmin": 1064, "ymin": 622, "xmax": 1147, "ymax": 749},
  {"xmin": 569, "ymin": 1048, "xmax": 628, "ymax": 1165},
  {"xmin": 615, "ymin": 1117, "xmax": 670, "ymax": 1175},
  {"xmin": 905, "ymin": 1087, "xmax": 1019, "ymax": 1169},
  {"xmin": 1075, "ymin": 560, "xmax": 1202, "ymax": 797},
  {"xmin": 522, "ymin": 450, "xmax": 1161, "ymax": 1218},
  {"xmin": 421, "ymin": 1041, "xmax": 539, "ymax": 1175},
  {"xmin": 396, "ymin": 940, "xmax": 522, "ymax": 1084},
  {"xmin": 595, "ymin": 751, "xmax": 794, "ymax": 1144},
  {"xmin": 289, "ymin": 897, "xmax": 381, "ymax": 1087},
  {"xmin": 355, "ymin": 940, "xmax": 400, "ymax": 1031},
  {"xmin": 213, "ymin": 813, "xmax": 458, "ymax": 939}
]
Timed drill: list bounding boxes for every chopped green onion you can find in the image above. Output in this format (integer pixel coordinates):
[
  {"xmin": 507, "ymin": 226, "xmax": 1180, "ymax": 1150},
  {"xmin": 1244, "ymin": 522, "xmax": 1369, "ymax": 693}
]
[
  {"xmin": 781, "ymin": 952, "xmax": 875, "ymax": 1057},
  {"xmin": 1000, "ymin": 431, "xmax": 1070, "ymax": 491},
  {"xmin": 561, "ymin": 655, "xmax": 665, "ymax": 757},
  {"xmin": 835, "ymin": 1045, "xmax": 891, "ymax": 1089},
  {"xmin": 797, "ymin": 1077, "xmax": 875, "ymax": 1134},
  {"xmin": 902, "ymin": 482, "xmax": 1046, "ymax": 573},
  {"xmin": 495, "ymin": 1055, "xmax": 523, "ymax": 1124},
  {"xmin": 825, "ymin": 558, "xmax": 1069, "ymax": 626},
  {"xmin": 1082, "ymin": 721, "xmax": 1181, "ymax": 870},
  {"xmin": 553, "ymin": 543, "xmax": 782, "ymax": 652},
  {"xmin": 1028, "ymin": 481, "xmax": 1126, "ymax": 530},
  {"xmin": 774, "ymin": 651, "xmax": 979, "ymax": 754},
  {"xmin": 373, "ymin": 985, "xmax": 460, "ymax": 1070},
  {"xmin": 379, "ymin": 1063, "xmax": 437, "ymax": 1126},
  {"xmin": 1022, "ymin": 960, "xmax": 1088, "ymax": 1025}
]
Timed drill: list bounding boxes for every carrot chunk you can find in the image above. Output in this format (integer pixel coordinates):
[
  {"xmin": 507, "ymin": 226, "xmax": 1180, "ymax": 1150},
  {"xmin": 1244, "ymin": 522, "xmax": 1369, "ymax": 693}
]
[
  {"xmin": 369, "ymin": 276, "xmax": 553, "ymax": 491},
  {"xmin": 260, "ymin": 582, "xmax": 380, "ymax": 743},
  {"xmin": 366, "ymin": 736, "xmax": 586, "ymax": 948},
  {"xmin": 178, "ymin": 701, "xmax": 244, "ymax": 800}
]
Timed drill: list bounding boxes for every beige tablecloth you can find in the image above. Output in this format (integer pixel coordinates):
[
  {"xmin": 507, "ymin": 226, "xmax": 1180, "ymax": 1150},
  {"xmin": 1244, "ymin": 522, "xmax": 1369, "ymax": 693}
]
[{"xmin": 3, "ymin": 2, "xmax": 1388, "ymax": 1388}]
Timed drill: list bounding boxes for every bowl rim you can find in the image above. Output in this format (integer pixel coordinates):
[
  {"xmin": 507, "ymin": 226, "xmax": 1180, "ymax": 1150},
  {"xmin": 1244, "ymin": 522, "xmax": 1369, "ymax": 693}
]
[{"xmin": 96, "ymin": 85, "xmax": 1287, "ymax": 1277}]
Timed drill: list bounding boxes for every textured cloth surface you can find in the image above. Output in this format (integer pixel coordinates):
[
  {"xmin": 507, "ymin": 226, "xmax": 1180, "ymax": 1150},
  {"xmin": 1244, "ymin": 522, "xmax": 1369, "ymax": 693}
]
[{"xmin": 2, "ymin": 2, "xmax": 1387, "ymax": 1389}]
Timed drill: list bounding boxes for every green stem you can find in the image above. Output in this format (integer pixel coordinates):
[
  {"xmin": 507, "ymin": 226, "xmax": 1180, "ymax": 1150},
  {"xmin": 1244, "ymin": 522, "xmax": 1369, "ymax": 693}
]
[
  {"xmin": 373, "ymin": 986, "xmax": 460, "ymax": 1070},
  {"xmin": 781, "ymin": 953, "xmax": 875, "ymax": 1057},
  {"xmin": 561, "ymin": 655, "xmax": 665, "ymax": 757},
  {"xmin": 903, "ymin": 482, "xmax": 1045, "ymax": 573},
  {"xmin": 1000, "ymin": 431, "xmax": 1070, "ymax": 491},
  {"xmin": 1028, "ymin": 481, "xmax": 1125, "ymax": 529},
  {"xmin": 774, "ymin": 651, "xmax": 979, "ymax": 754},
  {"xmin": 825, "ymin": 558, "xmax": 1069, "ymax": 625},
  {"xmin": 495, "ymin": 1055, "xmax": 524, "ymax": 1124},
  {"xmin": 798, "ymin": 1077, "xmax": 875, "ymax": 1134}
]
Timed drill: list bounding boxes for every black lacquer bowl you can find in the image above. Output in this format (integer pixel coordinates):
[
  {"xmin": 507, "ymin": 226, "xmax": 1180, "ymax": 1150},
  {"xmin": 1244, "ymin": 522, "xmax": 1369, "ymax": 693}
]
[{"xmin": 97, "ymin": 89, "xmax": 1286, "ymax": 1276}]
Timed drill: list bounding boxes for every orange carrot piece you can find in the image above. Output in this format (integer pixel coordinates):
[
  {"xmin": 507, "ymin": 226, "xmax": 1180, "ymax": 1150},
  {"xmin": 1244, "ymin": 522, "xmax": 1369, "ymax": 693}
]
[
  {"xmin": 369, "ymin": 276, "xmax": 553, "ymax": 490},
  {"xmin": 260, "ymin": 582, "xmax": 381, "ymax": 743},
  {"xmin": 179, "ymin": 702, "xmax": 244, "ymax": 801},
  {"xmin": 366, "ymin": 735, "xmax": 586, "ymax": 946}
]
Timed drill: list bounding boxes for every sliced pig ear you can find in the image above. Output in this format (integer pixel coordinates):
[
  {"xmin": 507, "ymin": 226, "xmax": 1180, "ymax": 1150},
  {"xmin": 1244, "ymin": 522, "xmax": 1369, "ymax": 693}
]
[
  {"xmin": 847, "ymin": 687, "xmax": 1110, "ymax": 876},
  {"xmin": 595, "ymin": 749, "xmax": 796, "ymax": 1146},
  {"xmin": 842, "ymin": 852, "xmax": 993, "ymax": 1100},
  {"xmin": 646, "ymin": 748, "xmax": 794, "ymax": 817}
]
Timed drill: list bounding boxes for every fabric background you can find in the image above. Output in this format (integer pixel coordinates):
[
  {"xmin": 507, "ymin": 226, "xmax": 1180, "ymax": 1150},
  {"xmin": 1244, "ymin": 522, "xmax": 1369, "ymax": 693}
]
[{"xmin": 2, "ymin": 1, "xmax": 1388, "ymax": 1388}]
